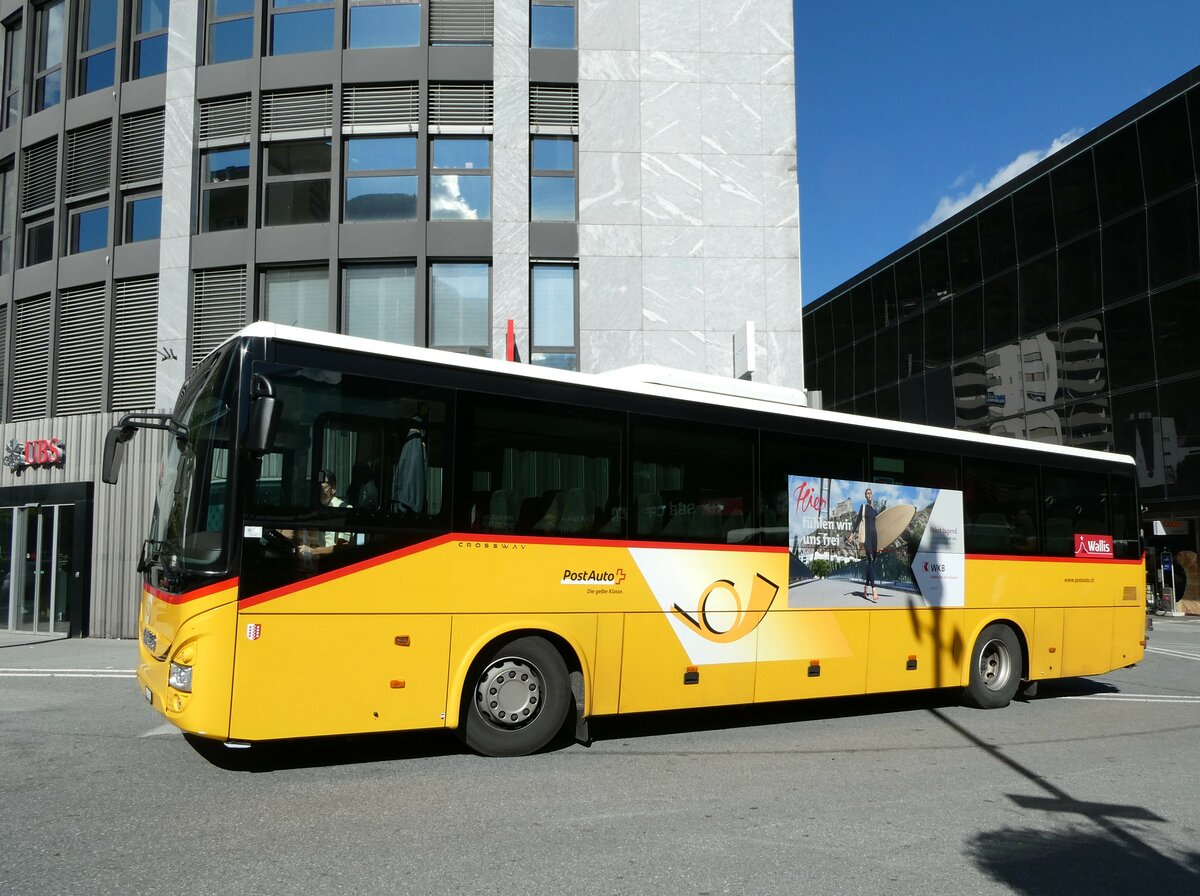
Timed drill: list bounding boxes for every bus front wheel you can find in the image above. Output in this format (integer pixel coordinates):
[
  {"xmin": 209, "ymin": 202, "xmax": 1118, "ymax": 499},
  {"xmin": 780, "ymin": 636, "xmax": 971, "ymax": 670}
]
[
  {"xmin": 966, "ymin": 624, "xmax": 1022, "ymax": 709},
  {"xmin": 462, "ymin": 636, "xmax": 571, "ymax": 757}
]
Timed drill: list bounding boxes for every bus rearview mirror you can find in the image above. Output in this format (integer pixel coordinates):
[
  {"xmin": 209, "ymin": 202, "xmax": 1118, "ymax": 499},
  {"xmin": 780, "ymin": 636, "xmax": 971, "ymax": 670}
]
[
  {"xmin": 101, "ymin": 427, "xmax": 130, "ymax": 485},
  {"xmin": 247, "ymin": 394, "xmax": 280, "ymax": 454}
]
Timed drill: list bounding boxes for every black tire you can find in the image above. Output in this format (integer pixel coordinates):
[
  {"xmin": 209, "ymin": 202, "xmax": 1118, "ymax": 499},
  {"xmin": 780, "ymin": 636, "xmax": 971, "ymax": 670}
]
[
  {"xmin": 965, "ymin": 623, "xmax": 1023, "ymax": 709},
  {"xmin": 461, "ymin": 636, "xmax": 571, "ymax": 757}
]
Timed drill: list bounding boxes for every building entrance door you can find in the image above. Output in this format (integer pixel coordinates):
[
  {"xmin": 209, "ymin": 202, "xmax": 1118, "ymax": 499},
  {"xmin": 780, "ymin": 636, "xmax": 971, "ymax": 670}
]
[{"xmin": 0, "ymin": 504, "xmax": 77, "ymax": 634}]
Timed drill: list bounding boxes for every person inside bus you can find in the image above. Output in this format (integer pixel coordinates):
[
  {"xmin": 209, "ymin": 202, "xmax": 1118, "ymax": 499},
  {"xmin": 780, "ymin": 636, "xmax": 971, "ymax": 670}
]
[
  {"xmin": 850, "ymin": 486, "xmax": 879, "ymax": 603},
  {"xmin": 1006, "ymin": 507, "xmax": 1037, "ymax": 553},
  {"xmin": 391, "ymin": 416, "xmax": 428, "ymax": 514},
  {"xmin": 297, "ymin": 469, "xmax": 352, "ymax": 561}
]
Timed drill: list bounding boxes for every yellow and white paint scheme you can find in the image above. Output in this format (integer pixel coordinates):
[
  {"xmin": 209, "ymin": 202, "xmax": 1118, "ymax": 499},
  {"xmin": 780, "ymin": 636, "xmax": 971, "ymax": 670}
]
[{"xmin": 136, "ymin": 531, "xmax": 1146, "ymax": 744}]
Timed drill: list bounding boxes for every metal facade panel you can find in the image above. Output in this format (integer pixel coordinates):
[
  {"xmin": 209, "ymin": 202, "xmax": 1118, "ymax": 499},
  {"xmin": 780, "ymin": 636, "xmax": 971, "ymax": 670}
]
[
  {"xmin": 119, "ymin": 109, "xmax": 166, "ymax": 189},
  {"xmin": 112, "ymin": 276, "xmax": 159, "ymax": 411},
  {"xmin": 55, "ymin": 283, "xmax": 107, "ymax": 416}
]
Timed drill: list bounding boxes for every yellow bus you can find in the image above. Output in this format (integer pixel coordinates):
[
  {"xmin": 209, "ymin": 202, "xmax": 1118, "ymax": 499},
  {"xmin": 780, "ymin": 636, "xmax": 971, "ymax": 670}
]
[{"xmin": 105, "ymin": 323, "xmax": 1145, "ymax": 756}]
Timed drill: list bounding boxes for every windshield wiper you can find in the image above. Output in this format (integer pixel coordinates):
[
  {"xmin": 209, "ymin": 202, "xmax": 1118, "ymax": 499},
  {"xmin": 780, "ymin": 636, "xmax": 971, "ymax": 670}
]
[{"xmin": 102, "ymin": 413, "xmax": 190, "ymax": 485}]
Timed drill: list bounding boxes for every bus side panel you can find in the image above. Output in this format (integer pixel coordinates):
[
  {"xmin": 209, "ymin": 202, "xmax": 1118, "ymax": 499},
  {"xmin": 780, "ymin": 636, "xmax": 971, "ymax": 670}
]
[
  {"xmin": 1061, "ymin": 608, "xmax": 1115, "ymax": 678},
  {"xmin": 1031, "ymin": 608, "xmax": 1065, "ymax": 679},
  {"xmin": 754, "ymin": 609, "xmax": 869, "ymax": 701},
  {"xmin": 444, "ymin": 613, "xmax": 598, "ymax": 729},
  {"xmin": 619, "ymin": 613, "xmax": 756, "ymax": 713},
  {"xmin": 229, "ymin": 613, "xmax": 452, "ymax": 741},
  {"xmin": 865, "ymin": 609, "xmax": 965, "ymax": 693},
  {"xmin": 590, "ymin": 612, "xmax": 625, "ymax": 716},
  {"xmin": 1110, "ymin": 604, "xmax": 1146, "ymax": 670}
]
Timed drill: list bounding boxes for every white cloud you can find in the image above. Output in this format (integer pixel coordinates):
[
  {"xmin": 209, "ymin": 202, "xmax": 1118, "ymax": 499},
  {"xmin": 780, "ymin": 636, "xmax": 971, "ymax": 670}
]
[{"xmin": 915, "ymin": 129, "xmax": 1085, "ymax": 235}]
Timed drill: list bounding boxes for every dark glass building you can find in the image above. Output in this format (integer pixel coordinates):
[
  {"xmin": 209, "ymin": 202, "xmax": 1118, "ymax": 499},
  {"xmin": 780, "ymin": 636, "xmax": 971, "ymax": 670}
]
[{"xmin": 803, "ymin": 64, "xmax": 1200, "ymax": 582}]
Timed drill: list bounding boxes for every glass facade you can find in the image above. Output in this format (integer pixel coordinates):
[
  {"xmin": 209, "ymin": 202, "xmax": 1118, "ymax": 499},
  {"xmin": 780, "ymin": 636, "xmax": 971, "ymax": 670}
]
[{"xmin": 805, "ymin": 76, "xmax": 1200, "ymax": 517}]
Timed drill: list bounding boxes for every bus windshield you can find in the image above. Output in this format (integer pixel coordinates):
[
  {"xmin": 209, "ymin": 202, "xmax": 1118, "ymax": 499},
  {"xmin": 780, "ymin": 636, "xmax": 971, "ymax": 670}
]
[{"xmin": 146, "ymin": 343, "xmax": 239, "ymax": 585}]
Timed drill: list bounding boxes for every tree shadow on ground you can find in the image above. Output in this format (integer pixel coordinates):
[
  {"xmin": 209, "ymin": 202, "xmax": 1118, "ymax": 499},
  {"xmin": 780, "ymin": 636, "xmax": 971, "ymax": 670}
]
[{"xmin": 967, "ymin": 824, "xmax": 1200, "ymax": 895}]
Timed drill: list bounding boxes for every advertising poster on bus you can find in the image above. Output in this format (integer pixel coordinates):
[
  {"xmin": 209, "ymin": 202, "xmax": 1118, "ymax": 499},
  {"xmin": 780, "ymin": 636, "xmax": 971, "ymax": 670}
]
[{"xmin": 785, "ymin": 474, "xmax": 965, "ymax": 608}]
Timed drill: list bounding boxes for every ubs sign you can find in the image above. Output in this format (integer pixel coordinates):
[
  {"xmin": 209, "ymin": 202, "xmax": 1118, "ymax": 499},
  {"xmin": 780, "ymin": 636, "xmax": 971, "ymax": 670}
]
[{"xmin": 4, "ymin": 438, "xmax": 66, "ymax": 473}]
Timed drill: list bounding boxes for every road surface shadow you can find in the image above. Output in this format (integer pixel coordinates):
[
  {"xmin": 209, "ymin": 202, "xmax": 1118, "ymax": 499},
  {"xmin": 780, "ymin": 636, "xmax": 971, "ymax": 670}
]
[
  {"xmin": 967, "ymin": 825, "xmax": 1200, "ymax": 895},
  {"xmin": 185, "ymin": 729, "xmax": 469, "ymax": 772}
]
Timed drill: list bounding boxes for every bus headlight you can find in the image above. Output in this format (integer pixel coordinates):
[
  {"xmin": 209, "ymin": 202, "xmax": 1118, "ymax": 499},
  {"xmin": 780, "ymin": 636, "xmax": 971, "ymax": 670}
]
[{"xmin": 168, "ymin": 662, "xmax": 193, "ymax": 693}]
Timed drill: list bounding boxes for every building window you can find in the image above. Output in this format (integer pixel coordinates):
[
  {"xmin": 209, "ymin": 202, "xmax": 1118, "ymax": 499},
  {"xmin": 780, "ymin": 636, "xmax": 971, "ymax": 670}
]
[
  {"xmin": 33, "ymin": 0, "xmax": 65, "ymax": 112},
  {"xmin": 200, "ymin": 146, "xmax": 250, "ymax": 231},
  {"xmin": 131, "ymin": 0, "xmax": 169, "ymax": 79},
  {"xmin": 262, "ymin": 267, "xmax": 330, "ymax": 331},
  {"xmin": 207, "ymin": 0, "xmax": 255, "ymax": 65},
  {"xmin": 24, "ymin": 216, "xmax": 53, "ymax": 265},
  {"xmin": 2, "ymin": 15, "xmax": 22, "ymax": 129},
  {"xmin": 69, "ymin": 203, "xmax": 108, "ymax": 254},
  {"xmin": 270, "ymin": 0, "xmax": 335, "ymax": 56},
  {"xmin": 345, "ymin": 136, "xmax": 417, "ymax": 221},
  {"xmin": 124, "ymin": 193, "xmax": 161, "ymax": 242},
  {"xmin": 530, "ymin": 136, "xmax": 576, "ymax": 222},
  {"xmin": 430, "ymin": 261, "xmax": 489, "ymax": 353},
  {"xmin": 0, "ymin": 163, "xmax": 14, "ymax": 272},
  {"xmin": 344, "ymin": 264, "xmax": 417, "ymax": 344},
  {"xmin": 263, "ymin": 140, "xmax": 331, "ymax": 226},
  {"xmin": 530, "ymin": 263, "xmax": 577, "ymax": 370},
  {"xmin": 430, "ymin": 138, "xmax": 490, "ymax": 220},
  {"xmin": 531, "ymin": 1, "xmax": 574, "ymax": 49},
  {"xmin": 429, "ymin": 0, "xmax": 493, "ymax": 46},
  {"xmin": 348, "ymin": 0, "xmax": 420, "ymax": 49},
  {"xmin": 78, "ymin": 0, "xmax": 118, "ymax": 95}
]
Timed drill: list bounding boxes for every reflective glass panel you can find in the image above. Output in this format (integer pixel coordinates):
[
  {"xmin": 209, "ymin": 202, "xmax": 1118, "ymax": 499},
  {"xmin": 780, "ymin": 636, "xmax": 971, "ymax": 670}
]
[
  {"xmin": 82, "ymin": 0, "xmax": 117, "ymax": 50},
  {"xmin": 263, "ymin": 267, "xmax": 329, "ymax": 330},
  {"xmin": 344, "ymin": 175, "xmax": 417, "ymax": 220},
  {"xmin": 924, "ymin": 300, "xmax": 952, "ymax": 367},
  {"xmin": 531, "ymin": 4, "xmax": 575, "ymax": 49},
  {"xmin": 983, "ymin": 270, "xmax": 1018, "ymax": 349},
  {"xmin": 79, "ymin": 47, "xmax": 115, "ymax": 93},
  {"xmin": 1013, "ymin": 176, "xmax": 1055, "ymax": 262},
  {"xmin": 272, "ymin": 9, "xmax": 335, "ymax": 55},
  {"xmin": 70, "ymin": 206, "xmax": 108, "ymax": 253},
  {"xmin": 1147, "ymin": 188, "xmax": 1200, "ymax": 290},
  {"xmin": 348, "ymin": 5, "xmax": 420, "ymax": 49},
  {"xmin": 1104, "ymin": 297, "xmax": 1155, "ymax": 390},
  {"xmin": 267, "ymin": 141, "xmax": 331, "ymax": 176},
  {"xmin": 1158, "ymin": 376, "xmax": 1200, "ymax": 499},
  {"xmin": 1051, "ymin": 150, "xmax": 1098, "ymax": 243},
  {"xmin": 948, "ymin": 220, "xmax": 982, "ymax": 292},
  {"xmin": 126, "ymin": 195, "xmax": 162, "ymax": 242},
  {"xmin": 209, "ymin": 18, "xmax": 254, "ymax": 63},
  {"xmin": 201, "ymin": 185, "xmax": 248, "ymax": 231},
  {"xmin": 919, "ymin": 237, "xmax": 950, "ymax": 305},
  {"xmin": 264, "ymin": 180, "xmax": 331, "ymax": 225},
  {"xmin": 530, "ymin": 176, "xmax": 575, "ymax": 221},
  {"xmin": 1018, "ymin": 254, "xmax": 1057, "ymax": 335},
  {"xmin": 532, "ymin": 265, "xmax": 575, "ymax": 346},
  {"xmin": 139, "ymin": 0, "xmax": 169, "ymax": 32},
  {"xmin": 895, "ymin": 254, "xmax": 921, "ymax": 317},
  {"xmin": 954, "ymin": 286, "xmax": 983, "ymax": 358},
  {"xmin": 432, "ymin": 138, "xmax": 489, "ymax": 169},
  {"xmin": 1101, "ymin": 210, "xmax": 1147, "ymax": 305},
  {"xmin": 431, "ymin": 262, "xmax": 489, "ymax": 348},
  {"xmin": 429, "ymin": 174, "xmax": 490, "ymax": 220},
  {"xmin": 205, "ymin": 146, "xmax": 250, "ymax": 182},
  {"xmin": 25, "ymin": 220, "xmax": 53, "ymax": 265},
  {"xmin": 1094, "ymin": 124, "xmax": 1144, "ymax": 222},
  {"xmin": 1057, "ymin": 232, "xmax": 1101, "ymax": 322},
  {"xmin": 1110, "ymin": 387, "xmax": 1162, "ymax": 497},
  {"xmin": 979, "ymin": 197, "xmax": 1017, "ymax": 278},
  {"xmin": 532, "ymin": 137, "xmax": 574, "ymax": 171},
  {"xmin": 133, "ymin": 33, "xmax": 168, "ymax": 78},
  {"xmin": 347, "ymin": 136, "xmax": 416, "ymax": 171},
  {"xmin": 345, "ymin": 265, "xmax": 416, "ymax": 344},
  {"xmin": 1139, "ymin": 96, "xmax": 1195, "ymax": 201},
  {"xmin": 1151, "ymin": 279, "xmax": 1200, "ymax": 381},
  {"xmin": 215, "ymin": 0, "xmax": 255, "ymax": 13},
  {"xmin": 1059, "ymin": 316, "xmax": 1106, "ymax": 400}
]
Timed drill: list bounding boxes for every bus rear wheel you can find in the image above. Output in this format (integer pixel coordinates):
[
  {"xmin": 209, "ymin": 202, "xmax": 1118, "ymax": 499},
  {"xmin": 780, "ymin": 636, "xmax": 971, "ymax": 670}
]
[
  {"xmin": 462, "ymin": 636, "xmax": 570, "ymax": 757},
  {"xmin": 966, "ymin": 624, "xmax": 1022, "ymax": 709}
]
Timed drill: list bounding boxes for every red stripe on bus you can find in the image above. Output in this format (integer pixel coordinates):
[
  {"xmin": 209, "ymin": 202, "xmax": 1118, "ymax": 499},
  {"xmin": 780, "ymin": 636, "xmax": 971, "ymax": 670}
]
[
  {"xmin": 145, "ymin": 577, "xmax": 240, "ymax": 605},
  {"xmin": 965, "ymin": 554, "xmax": 1143, "ymax": 565},
  {"xmin": 238, "ymin": 533, "xmax": 788, "ymax": 608}
]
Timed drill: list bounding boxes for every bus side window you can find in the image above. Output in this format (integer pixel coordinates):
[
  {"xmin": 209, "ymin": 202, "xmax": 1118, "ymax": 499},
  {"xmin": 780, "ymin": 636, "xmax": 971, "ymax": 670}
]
[
  {"xmin": 1041, "ymin": 467, "xmax": 1108, "ymax": 557},
  {"xmin": 1110, "ymin": 471, "xmax": 1140, "ymax": 560},
  {"xmin": 631, "ymin": 416, "xmax": 754, "ymax": 544},
  {"xmin": 871, "ymin": 449, "xmax": 960, "ymax": 489},
  {"xmin": 760, "ymin": 433, "xmax": 865, "ymax": 547},
  {"xmin": 963, "ymin": 460, "xmax": 1040, "ymax": 555},
  {"xmin": 456, "ymin": 394, "xmax": 624, "ymax": 539}
]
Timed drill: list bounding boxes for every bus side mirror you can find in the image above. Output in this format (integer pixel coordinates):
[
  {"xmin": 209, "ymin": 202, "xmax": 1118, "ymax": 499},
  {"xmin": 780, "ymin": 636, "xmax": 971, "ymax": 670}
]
[
  {"xmin": 102, "ymin": 427, "xmax": 135, "ymax": 485},
  {"xmin": 247, "ymin": 375, "xmax": 280, "ymax": 454}
]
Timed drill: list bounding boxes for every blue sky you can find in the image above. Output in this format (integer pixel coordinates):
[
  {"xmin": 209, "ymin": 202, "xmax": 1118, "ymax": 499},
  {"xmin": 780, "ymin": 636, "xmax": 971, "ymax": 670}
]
[{"xmin": 795, "ymin": 1, "xmax": 1200, "ymax": 304}]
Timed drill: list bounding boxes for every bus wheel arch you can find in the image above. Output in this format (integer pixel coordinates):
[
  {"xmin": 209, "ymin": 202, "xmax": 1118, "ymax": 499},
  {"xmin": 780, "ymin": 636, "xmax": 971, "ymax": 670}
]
[
  {"xmin": 965, "ymin": 621, "xmax": 1025, "ymax": 709},
  {"xmin": 457, "ymin": 630, "xmax": 582, "ymax": 757}
]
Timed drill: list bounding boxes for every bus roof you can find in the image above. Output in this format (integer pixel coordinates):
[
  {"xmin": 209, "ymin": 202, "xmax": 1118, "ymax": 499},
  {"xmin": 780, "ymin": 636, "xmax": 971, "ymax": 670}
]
[{"xmin": 226, "ymin": 322, "xmax": 1135, "ymax": 470}]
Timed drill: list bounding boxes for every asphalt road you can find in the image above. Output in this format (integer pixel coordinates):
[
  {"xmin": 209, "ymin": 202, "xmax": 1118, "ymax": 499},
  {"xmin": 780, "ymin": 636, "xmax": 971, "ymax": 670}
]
[{"xmin": 1, "ymin": 619, "xmax": 1198, "ymax": 896}]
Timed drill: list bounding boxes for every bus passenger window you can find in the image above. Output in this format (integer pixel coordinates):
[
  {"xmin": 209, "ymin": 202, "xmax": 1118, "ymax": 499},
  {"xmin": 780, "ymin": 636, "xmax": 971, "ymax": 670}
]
[
  {"xmin": 963, "ymin": 461, "xmax": 1039, "ymax": 555},
  {"xmin": 760, "ymin": 434, "xmax": 865, "ymax": 546},
  {"xmin": 1041, "ymin": 468, "xmax": 1107, "ymax": 557},
  {"xmin": 871, "ymin": 449, "xmax": 959, "ymax": 489},
  {"xmin": 457, "ymin": 395, "xmax": 623, "ymax": 539},
  {"xmin": 631, "ymin": 417, "xmax": 754, "ymax": 544},
  {"xmin": 1110, "ymin": 472, "xmax": 1140, "ymax": 560}
]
